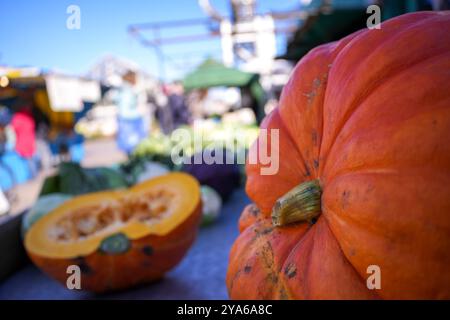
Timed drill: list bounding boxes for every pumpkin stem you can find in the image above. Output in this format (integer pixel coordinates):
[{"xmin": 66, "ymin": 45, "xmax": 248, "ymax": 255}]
[{"xmin": 272, "ymin": 179, "xmax": 322, "ymax": 227}]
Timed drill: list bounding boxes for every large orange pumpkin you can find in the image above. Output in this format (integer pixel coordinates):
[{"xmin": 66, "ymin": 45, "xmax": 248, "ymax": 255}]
[
  {"xmin": 25, "ymin": 173, "xmax": 202, "ymax": 293},
  {"xmin": 227, "ymin": 12, "xmax": 450, "ymax": 299}
]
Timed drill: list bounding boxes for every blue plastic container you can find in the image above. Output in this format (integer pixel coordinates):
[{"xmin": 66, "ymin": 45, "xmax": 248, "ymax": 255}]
[{"xmin": 0, "ymin": 151, "xmax": 31, "ymax": 186}]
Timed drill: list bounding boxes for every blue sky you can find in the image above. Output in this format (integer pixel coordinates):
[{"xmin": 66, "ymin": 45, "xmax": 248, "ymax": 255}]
[{"xmin": 0, "ymin": 0, "xmax": 300, "ymax": 80}]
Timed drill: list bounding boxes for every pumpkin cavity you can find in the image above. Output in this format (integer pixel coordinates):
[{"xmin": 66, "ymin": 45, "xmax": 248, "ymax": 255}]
[{"xmin": 48, "ymin": 189, "xmax": 175, "ymax": 243}]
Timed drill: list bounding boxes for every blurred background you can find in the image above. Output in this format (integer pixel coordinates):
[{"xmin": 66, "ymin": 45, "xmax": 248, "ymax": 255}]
[{"xmin": 0, "ymin": 0, "xmax": 448, "ymax": 298}]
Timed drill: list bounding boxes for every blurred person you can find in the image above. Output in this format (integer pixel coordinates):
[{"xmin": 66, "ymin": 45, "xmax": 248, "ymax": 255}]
[
  {"xmin": 155, "ymin": 84, "xmax": 173, "ymax": 135},
  {"xmin": 151, "ymin": 84, "xmax": 168, "ymax": 128},
  {"xmin": 169, "ymin": 82, "xmax": 191, "ymax": 128},
  {"xmin": 49, "ymin": 125, "xmax": 82, "ymax": 164},
  {"xmin": 158, "ymin": 82, "xmax": 191, "ymax": 134},
  {"xmin": 11, "ymin": 97, "xmax": 38, "ymax": 177},
  {"xmin": 11, "ymin": 98, "xmax": 36, "ymax": 158},
  {"xmin": 135, "ymin": 80, "xmax": 154, "ymax": 137},
  {"xmin": 116, "ymin": 71, "xmax": 139, "ymax": 119},
  {"xmin": 114, "ymin": 70, "xmax": 147, "ymax": 155},
  {"xmin": 186, "ymin": 89, "xmax": 208, "ymax": 121}
]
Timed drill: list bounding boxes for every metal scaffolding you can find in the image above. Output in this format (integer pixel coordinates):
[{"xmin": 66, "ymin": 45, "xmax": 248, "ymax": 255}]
[{"xmin": 127, "ymin": 0, "xmax": 309, "ymax": 80}]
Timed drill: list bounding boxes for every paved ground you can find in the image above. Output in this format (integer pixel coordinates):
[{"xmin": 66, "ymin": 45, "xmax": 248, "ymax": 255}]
[
  {"xmin": 8, "ymin": 138, "xmax": 127, "ymax": 216},
  {"xmin": 80, "ymin": 138, "xmax": 128, "ymax": 168},
  {"xmin": 0, "ymin": 189, "xmax": 249, "ymax": 300}
]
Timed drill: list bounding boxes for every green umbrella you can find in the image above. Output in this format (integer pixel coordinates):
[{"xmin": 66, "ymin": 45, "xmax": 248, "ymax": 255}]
[{"xmin": 183, "ymin": 59, "xmax": 266, "ymax": 122}]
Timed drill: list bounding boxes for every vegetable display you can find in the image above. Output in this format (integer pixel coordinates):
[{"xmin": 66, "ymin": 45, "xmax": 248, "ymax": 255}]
[
  {"xmin": 227, "ymin": 12, "xmax": 450, "ymax": 299},
  {"xmin": 133, "ymin": 122, "xmax": 254, "ymax": 200},
  {"xmin": 133, "ymin": 122, "xmax": 259, "ymax": 169},
  {"xmin": 24, "ymin": 173, "xmax": 202, "ymax": 293},
  {"xmin": 40, "ymin": 162, "xmax": 129, "ymax": 196},
  {"xmin": 39, "ymin": 159, "xmax": 171, "ymax": 197}
]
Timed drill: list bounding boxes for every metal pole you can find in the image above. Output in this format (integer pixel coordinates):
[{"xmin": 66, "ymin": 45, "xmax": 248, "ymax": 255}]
[{"xmin": 153, "ymin": 27, "xmax": 166, "ymax": 81}]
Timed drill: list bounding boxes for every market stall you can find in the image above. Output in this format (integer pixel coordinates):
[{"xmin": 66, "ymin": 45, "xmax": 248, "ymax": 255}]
[
  {"xmin": 0, "ymin": 73, "xmax": 101, "ymax": 191},
  {"xmin": 183, "ymin": 59, "xmax": 266, "ymax": 123}
]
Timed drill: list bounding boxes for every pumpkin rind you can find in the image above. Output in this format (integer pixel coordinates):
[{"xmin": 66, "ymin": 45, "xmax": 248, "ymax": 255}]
[
  {"xmin": 227, "ymin": 12, "xmax": 450, "ymax": 300},
  {"xmin": 25, "ymin": 173, "xmax": 202, "ymax": 293}
]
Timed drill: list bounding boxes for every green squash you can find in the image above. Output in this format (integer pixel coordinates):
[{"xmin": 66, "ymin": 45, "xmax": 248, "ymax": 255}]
[{"xmin": 21, "ymin": 193, "xmax": 72, "ymax": 237}]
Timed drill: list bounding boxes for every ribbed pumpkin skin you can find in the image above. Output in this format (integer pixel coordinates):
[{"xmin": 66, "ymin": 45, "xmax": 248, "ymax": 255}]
[
  {"xmin": 28, "ymin": 203, "xmax": 202, "ymax": 293},
  {"xmin": 227, "ymin": 12, "xmax": 450, "ymax": 299}
]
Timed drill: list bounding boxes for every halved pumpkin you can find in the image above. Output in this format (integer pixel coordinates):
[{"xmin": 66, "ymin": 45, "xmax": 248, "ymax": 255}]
[{"xmin": 24, "ymin": 172, "xmax": 202, "ymax": 293}]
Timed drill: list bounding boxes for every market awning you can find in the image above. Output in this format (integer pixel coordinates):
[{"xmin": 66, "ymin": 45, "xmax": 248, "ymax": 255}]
[
  {"xmin": 280, "ymin": 8, "xmax": 368, "ymax": 62},
  {"xmin": 183, "ymin": 59, "xmax": 266, "ymax": 122},
  {"xmin": 183, "ymin": 59, "xmax": 258, "ymax": 90},
  {"xmin": 0, "ymin": 75, "xmax": 101, "ymax": 129}
]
